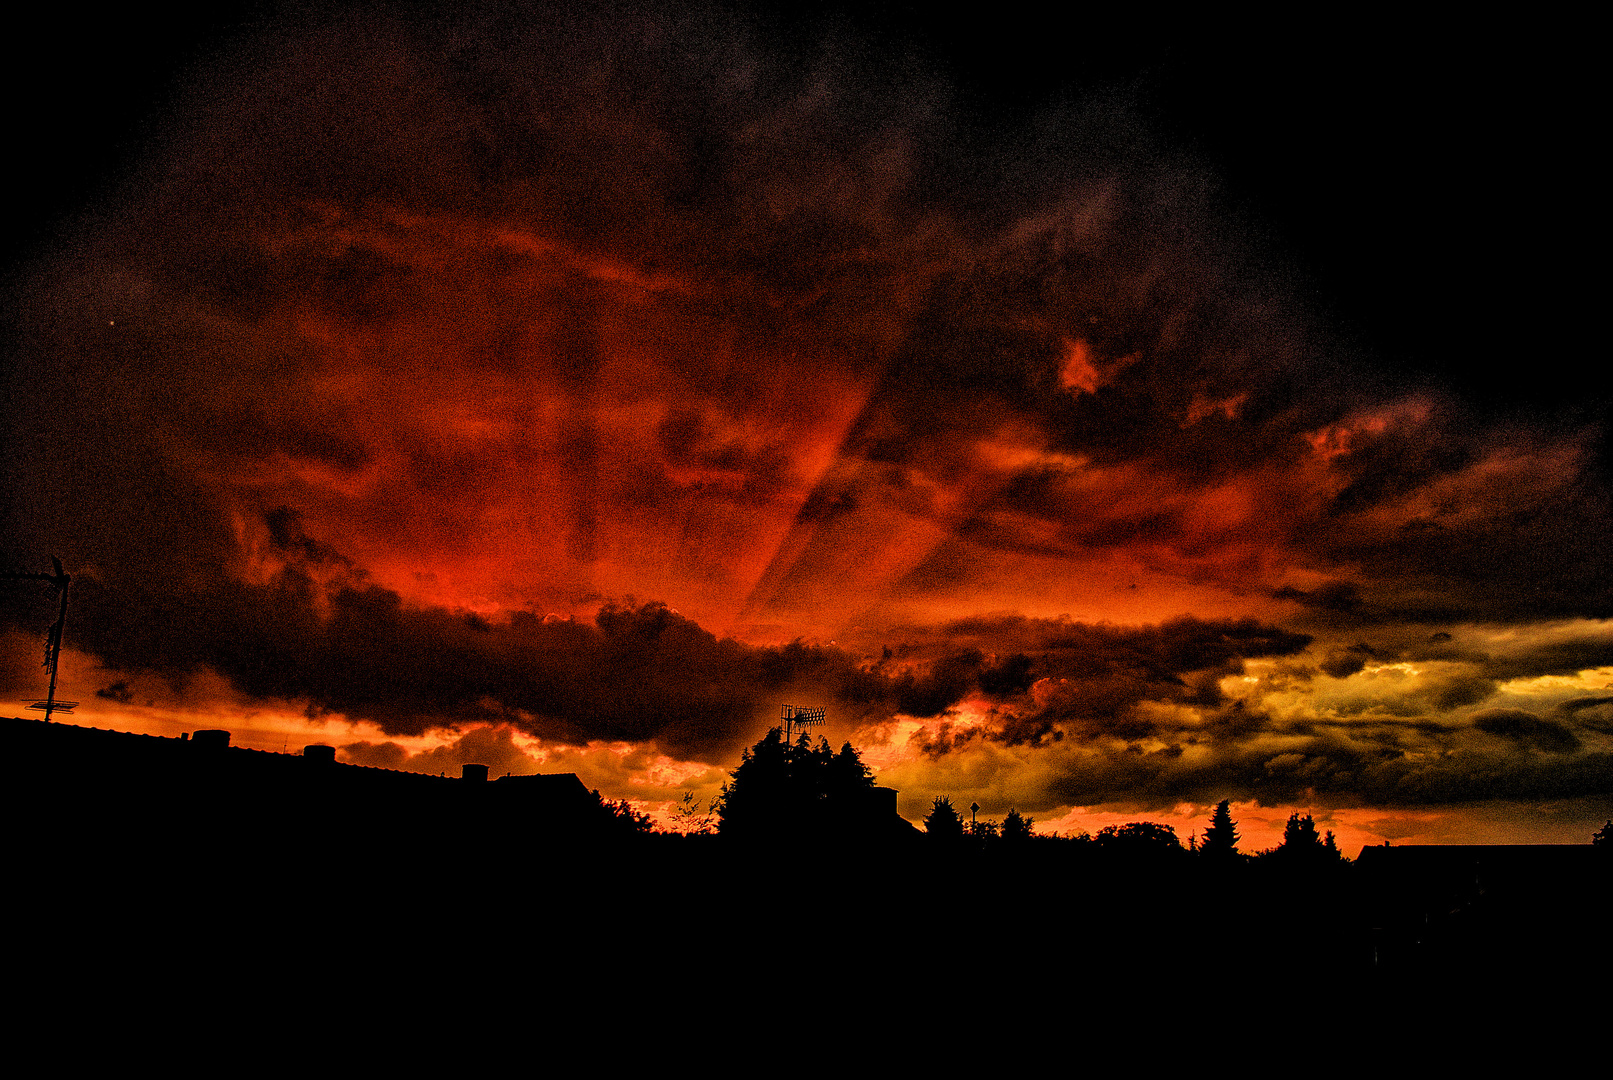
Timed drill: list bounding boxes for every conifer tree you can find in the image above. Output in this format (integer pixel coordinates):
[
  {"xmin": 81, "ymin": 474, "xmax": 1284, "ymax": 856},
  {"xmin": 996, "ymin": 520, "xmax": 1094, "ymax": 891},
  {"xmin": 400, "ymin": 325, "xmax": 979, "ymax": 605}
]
[
  {"xmin": 715, "ymin": 728, "xmax": 875, "ymax": 837},
  {"xmin": 826, "ymin": 740, "xmax": 874, "ymax": 797},
  {"xmin": 1201, "ymin": 799, "xmax": 1240, "ymax": 861},
  {"xmin": 1281, "ymin": 811, "xmax": 1321, "ymax": 851},
  {"xmin": 1001, "ymin": 807, "xmax": 1034, "ymax": 843},
  {"xmin": 1275, "ymin": 811, "xmax": 1336, "ymax": 866},
  {"xmin": 924, "ymin": 795, "xmax": 964, "ymax": 841}
]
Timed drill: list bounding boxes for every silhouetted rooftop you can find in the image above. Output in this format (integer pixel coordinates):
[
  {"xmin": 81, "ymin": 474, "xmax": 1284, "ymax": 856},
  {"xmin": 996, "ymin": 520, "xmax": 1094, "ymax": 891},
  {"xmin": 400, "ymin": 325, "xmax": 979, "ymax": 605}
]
[{"xmin": 2, "ymin": 714, "xmax": 606, "ymax": 841}]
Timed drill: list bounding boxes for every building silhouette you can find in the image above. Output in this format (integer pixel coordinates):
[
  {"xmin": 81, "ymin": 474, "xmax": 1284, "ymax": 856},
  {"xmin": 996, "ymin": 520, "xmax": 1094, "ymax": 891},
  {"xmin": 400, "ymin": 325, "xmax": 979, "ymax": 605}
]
[{"xmin": 3, "ymin": 715, "xmax": 619, "ymax": 869}]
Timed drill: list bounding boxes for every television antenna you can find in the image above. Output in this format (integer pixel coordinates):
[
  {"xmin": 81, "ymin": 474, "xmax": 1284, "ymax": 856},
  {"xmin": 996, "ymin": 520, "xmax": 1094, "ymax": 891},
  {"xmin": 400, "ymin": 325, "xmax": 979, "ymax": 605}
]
[
  {"xmin": 2, "ymin": 557, "xmax": 76, "ymax": 720},
  {"xmin": 779, "ymin": 704, "xmax": 825, "ymax": 743}
]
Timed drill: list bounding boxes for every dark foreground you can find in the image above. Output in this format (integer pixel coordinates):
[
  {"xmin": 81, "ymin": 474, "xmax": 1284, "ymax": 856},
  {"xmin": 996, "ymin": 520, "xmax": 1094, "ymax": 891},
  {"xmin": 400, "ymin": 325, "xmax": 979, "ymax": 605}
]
[{"xmin": 9, "ymin": 716, "xmax": 1609, "ymax": 1027}]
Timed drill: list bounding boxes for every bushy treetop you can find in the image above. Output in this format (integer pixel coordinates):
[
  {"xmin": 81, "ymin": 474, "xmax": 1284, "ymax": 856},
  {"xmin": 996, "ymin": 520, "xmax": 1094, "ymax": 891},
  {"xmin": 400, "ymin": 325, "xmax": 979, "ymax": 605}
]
[
  {"xmin": 1201, "ymin": 799, "xmax": 1240, "ymax": 861},
  {"xmin": 715, "ymin": 727, "xmax": 875, "ymax": 836},
  {"xmin": 1094, "ymin": 820, "xmax": 1182, "ymax": 853},
  {"xmin": 924, "ymin": 795, "xmax": 964, "ymax": 841}
]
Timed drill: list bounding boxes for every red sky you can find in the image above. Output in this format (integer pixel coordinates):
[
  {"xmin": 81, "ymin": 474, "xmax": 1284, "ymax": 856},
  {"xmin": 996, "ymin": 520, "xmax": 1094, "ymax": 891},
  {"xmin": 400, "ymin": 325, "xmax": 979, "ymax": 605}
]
[{"xmin": 3, "ymin": 4, "xmax": 1609, "ymax": 850}]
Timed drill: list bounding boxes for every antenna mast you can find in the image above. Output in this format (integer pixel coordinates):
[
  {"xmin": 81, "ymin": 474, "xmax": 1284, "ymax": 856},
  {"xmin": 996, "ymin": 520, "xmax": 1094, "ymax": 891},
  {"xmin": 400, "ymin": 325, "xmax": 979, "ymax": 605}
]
[
  {"xmin": 779, "ymin": 704, "xmax": 825, "ymax": 743},
  {"xmin": 2, "ymin": 557, "xmax": 76, "ymax": 720}
]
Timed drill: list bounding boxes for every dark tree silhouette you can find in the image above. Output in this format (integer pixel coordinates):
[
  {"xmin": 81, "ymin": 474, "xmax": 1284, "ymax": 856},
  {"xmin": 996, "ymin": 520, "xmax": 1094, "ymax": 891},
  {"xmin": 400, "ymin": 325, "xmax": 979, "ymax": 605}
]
[
  {"xmin": 924, "ymin": 795, "xmax": 964, "ymax": 842},
  {"xmin": 1282, "ymin": 811, "xmax": 1320, "ymax": 848},
  {"xmin": 1201, "ymin": 800, "xmax": 1240, "ymax": 862},
  {"xmin": 1001, "ymin": 807, "xmax": 1034, "ymax": 843},
  {"xmin": 1595, "ymin": 820, "xmax": 1612, "ymax": 847},
  {"xmin": 670, "ymin": 790, "xmax": 716, "ymax": 835},
  {"xmin": 716, "ymin": 728, "xmax": 800, "ymax": 836},
  {"xmin": 967, "ymin": 818, "xmax": 999, "ymax": 845},
  {"xmin": 598, "ymin": 791, "xmax": 654, "ymax": 835},
  {"xmin": 715, "ymin": 727, "xmax": 875, "ymax": 837},
  {"xmin": 825, "ymin": 739, "xmax": 874, "ymax": 799},
  {"xmin": 1094, "ymin": 821, "xmax": 1181, "ymax": 854},
  {"xmin": 1271, "ymin": 811, "xmax": 1339, "ymax": 867}
]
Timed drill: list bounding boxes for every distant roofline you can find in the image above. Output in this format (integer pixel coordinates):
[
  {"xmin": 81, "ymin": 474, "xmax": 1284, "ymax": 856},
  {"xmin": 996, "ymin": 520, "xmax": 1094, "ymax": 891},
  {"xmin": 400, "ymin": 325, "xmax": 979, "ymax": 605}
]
[{"xmin": 1, "ymin": 715, "xmax": 585, "ymax": 785}]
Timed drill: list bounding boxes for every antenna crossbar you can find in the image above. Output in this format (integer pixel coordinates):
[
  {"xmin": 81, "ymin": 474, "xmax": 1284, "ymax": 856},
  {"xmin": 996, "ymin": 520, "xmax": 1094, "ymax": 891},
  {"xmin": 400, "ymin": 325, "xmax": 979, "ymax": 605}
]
[{"xmin": 780, "ymin": 704, "xmax": 826, "ymax": 743}]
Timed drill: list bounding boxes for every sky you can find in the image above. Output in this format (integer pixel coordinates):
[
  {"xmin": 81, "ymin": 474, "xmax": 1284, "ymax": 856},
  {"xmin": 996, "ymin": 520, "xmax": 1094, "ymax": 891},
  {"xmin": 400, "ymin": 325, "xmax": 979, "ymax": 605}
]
[{"xmin": 3, "ymin": 2, "xmax": 1608, "ymax": 850}]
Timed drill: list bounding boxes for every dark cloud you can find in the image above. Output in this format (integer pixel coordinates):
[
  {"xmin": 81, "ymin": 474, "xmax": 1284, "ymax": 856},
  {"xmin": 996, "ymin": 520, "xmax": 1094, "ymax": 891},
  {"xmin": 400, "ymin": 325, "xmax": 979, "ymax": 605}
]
[
  {"xmin": 894, "ymin": 614, "xmax": 1310, "ymax": 751},
  {"xmin": 977, "ymin": 652, "xmax": 1035, "ymax": 696},
  {"xmin": 7, "ymin": 489, "xmax": 1327, "ymax": 769},
  {"xmin": 1564, "ymin": 699, "xmax": 1613, "ymax": 735},
  {"xmin": 898, "ymin": 644, "xmax": 1613, "ymax": 811},
  {"xmin": 57, "ymin": 547, "xmax": 892, "ymax": 759},
  {"xmin": 1323, "ymin": 420, "xmax": 1475, "ymax": 519},
  {"xmin": 95, "ymin": 682, "xmax": 135, "ymax": 705},
  {"xmin": 1033, "ymin": 726, "xmax": 1613, "ymax": 811},
  {"xmin": 1472, "ymin": 709, "xmax": 1582, "ymax": 754},
  {"xmin": 1318, "ymin": 643, "xmax": 1377, "ymax": 679},
  {"xmin": 926, "ymin": 613, "xmax": 1312, "ymax": 667},
  {"xmin": 895, "ymin": 648, "xmax": 985, "ymax": 718},
  {"xmin": 1419, "ymin": 672, "xmax": 1496, "ymax": 711},
  {"xmin": 266, "ymin": 507, "xmax": 355, "ymax": 569},
  {"xmin": 1302, "ymin": 428, "xmax": 1613, "ymax": 625},
  {"xmin": 991, "ymin": 707, "xmax": 1066, "ymax": 748},
  {"xmin": 1560, "ymin": 695, "xmax": 1613, "ymax": 716},
  {"xmin": 1274, "ymin": 582, "xmax": 1363, "ymax": 615},
  {"xmin": 1477, "ymin": 638, "xmax": 1613, "ymax": 682}
]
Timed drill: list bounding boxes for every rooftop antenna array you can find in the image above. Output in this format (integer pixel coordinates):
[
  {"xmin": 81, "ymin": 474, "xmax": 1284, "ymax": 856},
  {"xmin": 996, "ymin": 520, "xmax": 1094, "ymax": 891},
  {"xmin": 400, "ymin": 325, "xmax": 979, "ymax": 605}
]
[
  {"xmin": 779, "ymin": 704, "xmax": 825, "ymax": 743},
  {"xmin": 2, "ymin": 557, "xmax": 76, "ymax": 720}
]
